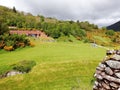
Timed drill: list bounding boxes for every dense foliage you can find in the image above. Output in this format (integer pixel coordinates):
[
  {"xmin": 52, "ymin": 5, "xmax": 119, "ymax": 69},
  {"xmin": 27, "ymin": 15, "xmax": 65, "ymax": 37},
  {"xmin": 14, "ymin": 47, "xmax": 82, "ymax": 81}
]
[
  {"xmin": 0, "ymin": 5, "xmax": 120, "ymax": 46},
  {"xmin": 0, "ymin": 17, "xmax": 9, "ymax": 35},
  {"xmin": 0, "ymin": 6, "xmax": 97, "ymax": 39},
  {"xmin": 105, "ymin": 30, "xmax": 115, "ymax": 36},
  {"xmin": 0, "ymin": 34, "xmax": 30, "ymax": 51}
]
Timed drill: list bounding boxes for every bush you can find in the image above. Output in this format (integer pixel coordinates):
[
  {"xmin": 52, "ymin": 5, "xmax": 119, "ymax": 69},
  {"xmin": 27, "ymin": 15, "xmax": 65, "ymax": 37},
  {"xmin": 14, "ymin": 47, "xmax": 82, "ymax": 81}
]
[
  {"xmin": 76, "ymin": 29, "xmax": 86, "ymax": 38},
  {"xmin": 0, "ymin": 60, "xmax": 36, "ymax": 78},
  {"xmin": 0, "ymin": 34, "xmax": 31, "ymax": 51},
  {"xmin": 83, "ymin": 38, "xmax": 90, "ymax": 43},
  {"xmin": 0, "ymin": 22, "xmax": 9, "ymax": 35},
  {"xmin": 4, "ymin": 46, "xmax": 14, "ymax": 51},
  {"xmin": 12, "ymin": 60, "xmax": 36, "ymax": 73},
  {"xmin": 29, "ymin": 42, "xmax": 35, "ymax": 47},
  {"xmin": 5, "ymin": 40, "xmax": 15, "ymax": 46},
  {"xmin": 16, "ymin": 42, "xmax": 25, "ymax": 47},
  {"xmin": 106, "ymin": 30, "xmax": 115, "ymax": 36},
  {"xmin": 0, "ymin": 41, "xmax": 5, "ymax": 49}
]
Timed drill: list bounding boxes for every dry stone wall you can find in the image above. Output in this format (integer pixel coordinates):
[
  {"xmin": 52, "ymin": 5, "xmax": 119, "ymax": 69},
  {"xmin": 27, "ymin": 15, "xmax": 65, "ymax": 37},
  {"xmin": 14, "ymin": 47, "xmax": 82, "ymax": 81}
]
[{"xmin": 93, "ymin": 50, "xmax": 120, "ymax": 90}]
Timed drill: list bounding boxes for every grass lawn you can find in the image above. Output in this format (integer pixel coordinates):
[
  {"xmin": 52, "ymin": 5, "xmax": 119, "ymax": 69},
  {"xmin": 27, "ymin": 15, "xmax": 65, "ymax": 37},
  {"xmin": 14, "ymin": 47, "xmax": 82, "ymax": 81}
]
[{"xmin": 0, "ymin": 41, "xmax": 106, "ymax": 90}]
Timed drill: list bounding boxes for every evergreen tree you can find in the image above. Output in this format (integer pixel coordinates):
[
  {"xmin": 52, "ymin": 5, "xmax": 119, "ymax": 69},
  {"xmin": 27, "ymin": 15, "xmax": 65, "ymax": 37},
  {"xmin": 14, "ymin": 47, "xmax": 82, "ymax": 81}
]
[
  {"xmin": 13, "ymin": 6, "xmax": 17, "ymax": 13},
  {"xmin": 0, "ymin": 17, "xmax": 9, "ymax": 35}
]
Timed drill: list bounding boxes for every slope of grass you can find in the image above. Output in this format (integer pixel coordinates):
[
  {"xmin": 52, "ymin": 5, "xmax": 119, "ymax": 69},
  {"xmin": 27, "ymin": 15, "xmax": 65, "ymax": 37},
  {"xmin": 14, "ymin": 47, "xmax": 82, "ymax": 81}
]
[
  {"xmin": 0, "ymin": 41, "xmax": 105, "ymax": 90},
  {"xmin": 93, "ymin": 36, "xmax": 112, "ymax": 46}
]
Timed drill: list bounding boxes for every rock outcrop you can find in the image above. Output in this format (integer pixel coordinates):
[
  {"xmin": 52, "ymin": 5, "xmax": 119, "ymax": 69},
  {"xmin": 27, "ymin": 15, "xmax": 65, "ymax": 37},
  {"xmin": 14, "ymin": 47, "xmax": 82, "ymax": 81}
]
[
  {"xmin": 93, "ymin": 50, "xmax": 120, "ymax": 90},
  {"xmin": 6, "ymin": 70, "xmax": 23, "ymax": 77}
]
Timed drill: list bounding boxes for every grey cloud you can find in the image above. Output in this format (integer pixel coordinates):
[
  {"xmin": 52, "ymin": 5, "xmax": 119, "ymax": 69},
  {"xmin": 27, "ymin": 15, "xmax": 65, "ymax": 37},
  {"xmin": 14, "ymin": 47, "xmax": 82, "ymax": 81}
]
[{"xmin": 0, "ymin": 0, "xmax": 120, "ymax": 27}]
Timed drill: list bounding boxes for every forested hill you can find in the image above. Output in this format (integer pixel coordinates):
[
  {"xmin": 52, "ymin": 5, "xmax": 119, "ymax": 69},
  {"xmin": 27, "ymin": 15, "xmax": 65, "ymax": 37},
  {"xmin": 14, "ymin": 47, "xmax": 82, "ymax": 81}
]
[
  {"xmin": 0, "ymin": 5, "xmax": 98, "ymax": 37},
  {"xmin": 0, "ymin": 5, "xmax": 120, "ymax": 46}
]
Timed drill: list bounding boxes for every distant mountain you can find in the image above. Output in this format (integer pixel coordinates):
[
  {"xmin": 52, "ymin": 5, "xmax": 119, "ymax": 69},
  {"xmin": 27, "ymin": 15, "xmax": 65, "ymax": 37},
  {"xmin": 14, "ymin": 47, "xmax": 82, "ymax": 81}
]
[{"xmin": 107, "ymin": 21, "xmax": 120, "ymax": 31}]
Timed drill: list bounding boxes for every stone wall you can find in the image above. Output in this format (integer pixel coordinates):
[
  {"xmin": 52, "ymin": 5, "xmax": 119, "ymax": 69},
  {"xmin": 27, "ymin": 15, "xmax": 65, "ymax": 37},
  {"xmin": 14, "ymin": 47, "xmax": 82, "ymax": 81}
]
[{"xmin": 93, "ymin": 50, "xmax": 120, "ymax": 90}]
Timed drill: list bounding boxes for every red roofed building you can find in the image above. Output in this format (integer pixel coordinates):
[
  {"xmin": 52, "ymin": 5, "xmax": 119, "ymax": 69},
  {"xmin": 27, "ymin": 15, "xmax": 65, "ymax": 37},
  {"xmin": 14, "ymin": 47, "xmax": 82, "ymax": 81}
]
[{"xmin": 10, "ymin": 30, "xmax": 47, "ymax": 38}]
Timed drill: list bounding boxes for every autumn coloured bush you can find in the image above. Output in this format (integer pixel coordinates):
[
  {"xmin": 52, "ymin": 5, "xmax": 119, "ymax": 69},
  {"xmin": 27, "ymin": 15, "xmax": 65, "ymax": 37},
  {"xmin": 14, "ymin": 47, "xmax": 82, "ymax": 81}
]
[
  {"xmin": 0, "ymin": 34, "xmax": 31, "ymax": 51},
  {"xmin": 29, "ymin": 42, "xmax": 35, "ymax": 47},
  {"xmin": 4, "ymin": 46, "xmax": 14, "ymax": 51}
]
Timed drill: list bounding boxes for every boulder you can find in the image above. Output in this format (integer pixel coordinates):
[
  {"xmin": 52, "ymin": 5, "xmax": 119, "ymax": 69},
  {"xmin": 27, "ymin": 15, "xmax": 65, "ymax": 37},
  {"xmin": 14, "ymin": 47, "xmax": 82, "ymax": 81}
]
[{"xmin": 6, "ymin": 70, "xmax": 23, "ymax": 77}]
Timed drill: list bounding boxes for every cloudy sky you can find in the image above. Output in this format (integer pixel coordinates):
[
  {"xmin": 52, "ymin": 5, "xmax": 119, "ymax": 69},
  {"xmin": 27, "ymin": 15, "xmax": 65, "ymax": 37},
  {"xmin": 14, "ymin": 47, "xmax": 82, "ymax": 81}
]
[{"xmin": 0, "ymin": 0, "xmax": 120, "ymax": 27}]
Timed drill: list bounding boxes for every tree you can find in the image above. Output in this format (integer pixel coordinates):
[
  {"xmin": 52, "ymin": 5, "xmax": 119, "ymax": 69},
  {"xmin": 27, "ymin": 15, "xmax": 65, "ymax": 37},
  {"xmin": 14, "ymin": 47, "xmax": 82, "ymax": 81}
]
[
  {"xmin": 62, "ymin": 23, "xmax": 71, "ymax": 36},
  {"xmin": 77, "ymin": 20, "xmax": 79, "ymax": 23},
  {"xmin": 0, "ymin": 23, "xmax": 9, "ymax": 35},
  {"xmin": 41, "ymin": 22, "xmax": 48, "ymax": 31},
  {"xmin": 76, "ymin": 29, "xmax": 86, "ymax": 38},
  {"xmin": 69, "ymin": 20, "xmax": 74, "ymax": 24},
  {"xmin": 106, "ymin": 30, "xmax": 115, "ymax": 36},
  {"xmin": 34, "ymin": 22, "xmax": 41, "ymax": 29},
  {"xmin": 0, "ymin": 18, "xmax": 9, "ymax": 35},
  {"xmin": 40, "ymin": 16, "xmax": 45, "ymax": 22},
  {"xmin": 17, "ymin": 22, "xmax": 23, "ymax": 28},
  {"xmin": 24, "ymin": 15, "xmax": 36, "ymax": 29},
  {"xmin": 13, "ymin": 6, "xmax": 17, "ymax": 13}
]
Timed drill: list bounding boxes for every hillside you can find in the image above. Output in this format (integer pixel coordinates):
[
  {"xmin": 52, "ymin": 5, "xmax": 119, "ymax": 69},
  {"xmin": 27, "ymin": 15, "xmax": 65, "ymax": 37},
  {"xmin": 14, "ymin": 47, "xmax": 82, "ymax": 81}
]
[
  {"xmin": 1, "ymin": 5, "xmax": 120, "ymax": 90},
  {"xmin": 107, "ymin": 21, "xmax": 120, "ymax": 31},
  {"xmin": 0, "ymin": 5, "xmax": 120, "ymax": 46},
  {"xmin": 0, "ymin": 41, "xmax": 106, "ymax": 90}
]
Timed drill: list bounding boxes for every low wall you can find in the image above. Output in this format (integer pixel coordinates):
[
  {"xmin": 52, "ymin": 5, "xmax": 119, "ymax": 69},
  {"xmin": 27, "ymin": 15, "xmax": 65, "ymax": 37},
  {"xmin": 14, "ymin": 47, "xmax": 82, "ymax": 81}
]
[{"xmin": 93, "ymin": 50, "xmax": 120, "ymax": 90}]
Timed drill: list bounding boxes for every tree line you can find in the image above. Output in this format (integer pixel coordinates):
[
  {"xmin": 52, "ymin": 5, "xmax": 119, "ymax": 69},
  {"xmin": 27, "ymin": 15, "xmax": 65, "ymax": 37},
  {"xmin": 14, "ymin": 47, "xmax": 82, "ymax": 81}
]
[
  {"xmin": 1, "ymin": 5, "xmax": 119, "ymax": 47},
  {"xmin": 0, "ymin": 6, "xmax": 98, "ymax": 39}
]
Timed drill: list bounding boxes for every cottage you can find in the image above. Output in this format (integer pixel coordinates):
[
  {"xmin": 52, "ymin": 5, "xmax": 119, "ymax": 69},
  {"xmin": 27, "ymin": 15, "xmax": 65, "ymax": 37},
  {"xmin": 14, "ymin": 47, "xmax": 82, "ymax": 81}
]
[{"xmin": 10, "ymin": 30, "xmax": 47, "ymax": 38}]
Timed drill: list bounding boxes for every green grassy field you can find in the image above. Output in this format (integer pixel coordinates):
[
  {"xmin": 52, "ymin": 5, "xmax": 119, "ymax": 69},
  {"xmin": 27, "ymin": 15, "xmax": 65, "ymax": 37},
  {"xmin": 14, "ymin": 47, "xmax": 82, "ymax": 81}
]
[{"xmin": 0, "ymin": 41, "xmax": 106, "ymax": 90}]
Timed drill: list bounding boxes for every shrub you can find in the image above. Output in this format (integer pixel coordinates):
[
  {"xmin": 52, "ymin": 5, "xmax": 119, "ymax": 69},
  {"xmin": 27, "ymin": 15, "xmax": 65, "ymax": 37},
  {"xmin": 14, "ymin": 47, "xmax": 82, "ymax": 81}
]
[
  {"xmin": 0, "ymin": 34, "xmax": 31, "ymax": 51},
  {"xmin": 76, "ymin": 37, "xmax": 82, "ymax": 40},
  {"xmin": 16, "ymin": 42, "xmax": 25, "ymax": 47},
  {"xmin": 0, "ymin": 41, "xmax": 5, "ymax": 49},
  {"xmin": 4, "ymin": 46, "xmax": 14, "ymax": 51},
  {"xmin": 83, "ymin": 38, "xmax": 90, "ymax": 43},
  {"xmin": 57, "ymin": 36, "xmax": 70, "ymax": 42},
  {"xmin": 5, "ymin": 40, "xmax": 15, "ymax": 46},
  {"xmin": 0, "ymin": 22, "xmax": 9, "ymax": 35},
  {"xmin": 76, "ymin": 29, "xmax": 86, "ymax": 38},
  {"xmin": 12, "ymin": 60, "xmax": 36, "ymax": 73},
  {"xmin": 29, "ymin": 42, "xmax": 35, "ymax": 47},
  {"xmin": 105, "ymin": 30, "xmax": 115, "ymax": 36},
  {"xmin": 0, "ymin": 60, "xmax": 36, "ymax": 78}
]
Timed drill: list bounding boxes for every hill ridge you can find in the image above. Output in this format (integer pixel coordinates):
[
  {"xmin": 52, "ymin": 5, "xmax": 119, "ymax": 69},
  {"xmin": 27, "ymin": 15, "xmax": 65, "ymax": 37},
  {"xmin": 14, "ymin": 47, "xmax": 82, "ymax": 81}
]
[{"xmin": 107, "ymin": 20, "xmax": 120, "ymax": 31}]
